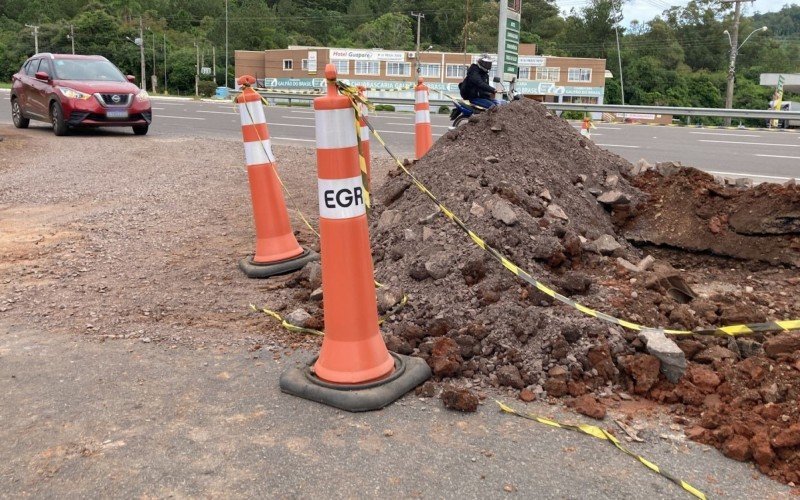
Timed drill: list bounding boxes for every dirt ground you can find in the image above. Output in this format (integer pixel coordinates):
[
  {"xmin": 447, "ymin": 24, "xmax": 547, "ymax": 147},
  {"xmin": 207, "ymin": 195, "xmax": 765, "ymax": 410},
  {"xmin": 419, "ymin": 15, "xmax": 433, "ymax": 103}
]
[{"xmin": 2, "ymin": 103, "xmax": 800, "ymax": 487}]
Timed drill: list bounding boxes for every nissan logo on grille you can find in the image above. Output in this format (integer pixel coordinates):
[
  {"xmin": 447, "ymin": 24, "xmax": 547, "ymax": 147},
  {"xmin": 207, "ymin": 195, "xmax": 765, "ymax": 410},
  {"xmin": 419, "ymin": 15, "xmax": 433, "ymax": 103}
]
[{"xmin": 111, "ymin": 94, "xmax": 121, "ymax": 103}]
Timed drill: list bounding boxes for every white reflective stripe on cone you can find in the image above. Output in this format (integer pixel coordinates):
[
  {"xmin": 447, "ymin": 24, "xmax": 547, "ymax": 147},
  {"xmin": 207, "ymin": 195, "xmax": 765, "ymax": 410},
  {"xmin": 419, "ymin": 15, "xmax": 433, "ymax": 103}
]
[
  {"xmin": 360, "ymin": 126, "xmax": 370, "ymax": 141},
  {"xmin": 415, "ymin": 110, "xmax": 431, "ymax": 124},
  {"xmin": 315, "ymin": 108, "xmax": 358, "ymax": 149},
  {"xmin": 244, "ymin": 139, "xmax": 276, "ymax": 165},
  {"xmin": 318, "ymin": 176, "xmax": 367, "ymax": 220},
  {"xmin": 415, "ymin": 91, "xmax": 429, "ymax": 103},
  {"xmin": 238, "ymin": 101, "xmax": 266, "ymax": 125}
]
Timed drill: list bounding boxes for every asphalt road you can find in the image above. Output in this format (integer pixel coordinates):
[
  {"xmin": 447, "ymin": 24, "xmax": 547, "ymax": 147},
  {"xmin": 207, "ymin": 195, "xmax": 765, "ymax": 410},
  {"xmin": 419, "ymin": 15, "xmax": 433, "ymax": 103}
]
[
  {"xmin": 0, "ymin": 322, "xmax": 789, "ymax": 499},
  {"xmin": 2, "ymin": 89, "xmax": 798, "ymax": 183}
]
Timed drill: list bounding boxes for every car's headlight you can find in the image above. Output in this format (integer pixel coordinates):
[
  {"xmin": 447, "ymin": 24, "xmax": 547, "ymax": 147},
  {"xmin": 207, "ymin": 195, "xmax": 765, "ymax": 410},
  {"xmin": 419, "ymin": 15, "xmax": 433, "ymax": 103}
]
[
  {"xmin": 135, "ymin": 90, "xmax": 150, "ymax": 102},
  {"xmin": 58, "ymin": 87, "xmax": 92, "ymax": 100}
]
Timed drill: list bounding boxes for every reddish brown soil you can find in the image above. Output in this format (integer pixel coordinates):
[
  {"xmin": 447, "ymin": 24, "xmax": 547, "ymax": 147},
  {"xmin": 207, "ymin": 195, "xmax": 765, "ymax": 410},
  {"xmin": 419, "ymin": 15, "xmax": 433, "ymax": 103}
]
[{"xmin": 625, "ymin": 167, "xmax": 800, "ymax": 266}]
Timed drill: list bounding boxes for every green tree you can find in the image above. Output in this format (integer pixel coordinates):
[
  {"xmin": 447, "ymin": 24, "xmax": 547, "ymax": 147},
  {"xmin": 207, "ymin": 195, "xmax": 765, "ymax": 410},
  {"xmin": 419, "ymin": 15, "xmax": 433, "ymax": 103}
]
[{"xmin": 356, "ymin": 12, "xmax": 413, "ymax": 49}]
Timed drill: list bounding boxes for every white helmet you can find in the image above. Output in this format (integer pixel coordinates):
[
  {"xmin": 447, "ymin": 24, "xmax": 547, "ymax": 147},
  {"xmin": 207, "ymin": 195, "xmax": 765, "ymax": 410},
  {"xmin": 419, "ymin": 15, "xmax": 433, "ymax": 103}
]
[{"xmin": 477, "ymin": 54, "xmax": 492, "ymax": 72}]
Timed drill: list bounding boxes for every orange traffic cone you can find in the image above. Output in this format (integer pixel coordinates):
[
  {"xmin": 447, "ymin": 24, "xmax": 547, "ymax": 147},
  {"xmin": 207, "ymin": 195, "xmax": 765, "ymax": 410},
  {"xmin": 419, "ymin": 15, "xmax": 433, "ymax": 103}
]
[
  {"xmin": 414, "ymin": 77, "xmax": 433, "ymax": 160},
  {"xmin": 236, "ymin": 75, "xmax": 317, "ymax": 278},
  {"xmin": 279, "ymin": 65, "xmax": 430, "ymax": 412},
  {"xmin": 356, "ymin": 85, "xmax": 371, "ymax": 181},
  {"xmin": 580, "ymin": 116, "xmax": 594, "ymax": 139}
]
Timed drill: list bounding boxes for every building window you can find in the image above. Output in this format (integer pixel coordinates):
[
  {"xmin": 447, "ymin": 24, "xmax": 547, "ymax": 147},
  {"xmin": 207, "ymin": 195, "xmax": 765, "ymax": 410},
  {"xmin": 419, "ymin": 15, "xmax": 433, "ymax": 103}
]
[
  {"xmin": 518, "ymin": 67, "xmax": 531, "ymax": 80},
  {"xmin": 445, "ymin": 64, "xmax": 467, "ymax": 79},
  {"xmin": 331, "ymin": 59, "xmax": 349, "ymax": 75},
  {"xmin": 301, "ymin": 59, "xmax": 309, "ymax": 71},
  {"xmin": 386, "ymin": 61, "xmax": 411, "ymax": 77},
  {"xmin": 418, "ymin": 63, "xmax": 441, "ymax": 78},
  {"xmin": 567, "ymin": 68, "xmax": 591, "ymax": 82},
  {"xmin": 355, "ymin": 60, "xmax": 380, "ymax": 76},
  {"xmin": 283, "ymin": 59, "xmax": 293, "ymax": 71},
  {"xmin": 536, "ymin": 67, "xmax": 560, "ymax": 82}
]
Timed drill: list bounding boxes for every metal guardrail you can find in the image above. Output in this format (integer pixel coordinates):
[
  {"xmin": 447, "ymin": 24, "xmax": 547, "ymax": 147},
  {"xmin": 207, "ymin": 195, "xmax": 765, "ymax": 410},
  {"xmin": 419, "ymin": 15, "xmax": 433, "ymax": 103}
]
[
  {"xmin": 547, "ymin": 102, "xmax": 800, "ymax": 120},
  {"xmin": 237, "ymin": 90, "xmax": 800, "ymax": 121}
]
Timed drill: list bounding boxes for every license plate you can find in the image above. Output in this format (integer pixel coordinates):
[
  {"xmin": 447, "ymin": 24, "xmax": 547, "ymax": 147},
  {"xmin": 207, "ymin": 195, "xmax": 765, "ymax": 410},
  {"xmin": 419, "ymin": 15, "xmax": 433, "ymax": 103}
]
[{"xmin": 106, "ymin": 109, "xmax": 128, "ymax": 119}]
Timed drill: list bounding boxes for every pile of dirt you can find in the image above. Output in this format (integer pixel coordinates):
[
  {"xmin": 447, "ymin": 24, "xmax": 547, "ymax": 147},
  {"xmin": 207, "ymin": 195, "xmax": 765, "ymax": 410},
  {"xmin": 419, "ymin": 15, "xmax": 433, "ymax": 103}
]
[
  {"xmin": 624, "ymin": 166, "xmax": 800, "ymax": 266},
  {"xmin": 368, "ymin": 99, "xmax": 647, "ymax": 393},
  {"xmin": 348, "ymin": 100, "xmax": 800, "ymax": 482}
]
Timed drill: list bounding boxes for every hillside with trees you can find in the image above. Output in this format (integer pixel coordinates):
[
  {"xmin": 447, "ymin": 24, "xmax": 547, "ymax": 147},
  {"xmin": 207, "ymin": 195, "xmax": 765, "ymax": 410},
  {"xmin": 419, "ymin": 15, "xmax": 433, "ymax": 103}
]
[{"xmin": 1, "ymin": 0, "xmax": 797, "ymax": 109}]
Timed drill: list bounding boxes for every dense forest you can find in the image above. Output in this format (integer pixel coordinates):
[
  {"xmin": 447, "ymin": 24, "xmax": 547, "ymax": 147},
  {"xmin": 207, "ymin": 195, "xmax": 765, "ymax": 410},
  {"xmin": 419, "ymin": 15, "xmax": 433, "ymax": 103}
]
[{"xmin": 1, "ymin": 0, "xmax": 798, "ymax": 108}]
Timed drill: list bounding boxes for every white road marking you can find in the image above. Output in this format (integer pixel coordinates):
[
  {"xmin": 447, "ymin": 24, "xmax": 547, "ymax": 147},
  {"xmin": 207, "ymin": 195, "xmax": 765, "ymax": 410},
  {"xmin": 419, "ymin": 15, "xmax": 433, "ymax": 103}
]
[
  {"xmin": 385, "ymin": 122, "xmax": 450, "ymax": 129},
  {"xmin": 156, "ymin": 115, "xmax": 205, "ymax": 120},
  {"xmin": 754, "ymin": 154, "xmax": 800, "ymax": 160},
  {"xmin": 151, "ymin": 107, "xmax": 166, "ymax": 110},
  {"xmin": 266, "ymin": 123, "xmax": 313, "ymax": 128},
  {"xmin": 699, "ymin": 139, "xmax": 799, "ymax": 147},
  {"xmin": 691, "ymin": 131, "xmax": 761, "ymax": 138},
  {"xmin": 270, "ymin": 136, "xmax": 314, "ymax": 142},
  {"xmin": 197, "ymin": 110, "xmax": 237, "ymax": 115},
  {"xmin": 272, "ymin": 116, "xmax": 315, "ymax": 121},
  {"xmin": 596, "ymin": 143, "xmax": 640, "ymax": 148},
  {"xmin": 706, "ymin": 169, "xmax": 792, "ymax": 181}
]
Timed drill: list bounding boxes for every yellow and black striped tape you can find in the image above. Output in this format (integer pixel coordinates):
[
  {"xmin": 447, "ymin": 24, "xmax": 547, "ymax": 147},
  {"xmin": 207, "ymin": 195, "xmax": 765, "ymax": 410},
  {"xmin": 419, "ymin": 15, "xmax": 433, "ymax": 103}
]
[
  {"xmin": 496, "ymin": 401, "xmax": 707, "ymax": 499},
  {"xmin": 346, "ymin": 85, "xmax": 800, "ymax": 339},
  {"xmin": 251, "ymin": 286, "xmax": 408, "ymax": 336}
]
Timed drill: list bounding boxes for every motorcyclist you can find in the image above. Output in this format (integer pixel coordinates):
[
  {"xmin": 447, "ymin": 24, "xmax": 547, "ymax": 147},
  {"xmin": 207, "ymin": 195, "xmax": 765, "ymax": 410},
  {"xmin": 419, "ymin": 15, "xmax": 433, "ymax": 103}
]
[{"xmin": 458, "ymin": 54, "xmax": 500, "ymax": 109}]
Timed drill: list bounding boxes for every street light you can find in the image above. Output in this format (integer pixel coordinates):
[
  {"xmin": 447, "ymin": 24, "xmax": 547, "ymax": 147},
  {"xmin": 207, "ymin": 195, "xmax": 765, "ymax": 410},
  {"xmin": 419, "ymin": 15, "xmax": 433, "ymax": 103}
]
[
  {"xmin": 124, "ymin": 33, "xmax": 146, "ymax": 91},
  {"xmin": 723, "ymin": 25, "xmax": 767, "ymax": 118}
]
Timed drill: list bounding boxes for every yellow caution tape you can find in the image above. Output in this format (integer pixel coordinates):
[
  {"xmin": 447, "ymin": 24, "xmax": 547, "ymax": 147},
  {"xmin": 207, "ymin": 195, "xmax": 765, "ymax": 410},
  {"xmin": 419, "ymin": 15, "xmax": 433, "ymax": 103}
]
[
  {"xmin": 343, "ymin": 82, "xmax": 800, "ymax": 338},
  {"xmin": 249, "ymin": 304, "xmax": 324, "ymax": 336},
  {"xmin": 496, "ymin": 401, "xmax": 707, "ymax": 499}
]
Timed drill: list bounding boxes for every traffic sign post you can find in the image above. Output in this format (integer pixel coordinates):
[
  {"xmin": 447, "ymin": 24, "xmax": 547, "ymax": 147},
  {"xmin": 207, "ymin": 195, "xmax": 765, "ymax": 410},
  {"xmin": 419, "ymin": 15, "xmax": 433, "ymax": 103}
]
[{"xmin": 497, "ymin": 0, "xmax": 522, "ymax": 83}]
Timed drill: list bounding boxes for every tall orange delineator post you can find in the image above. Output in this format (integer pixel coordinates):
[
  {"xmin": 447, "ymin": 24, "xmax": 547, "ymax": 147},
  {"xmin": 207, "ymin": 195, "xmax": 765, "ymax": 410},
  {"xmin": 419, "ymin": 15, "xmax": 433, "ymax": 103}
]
[
  {"xmin": 279, "ymin": 65, "xmax": 431, "ymax": 412},
  {"xmin": 414, "ymin": 77, "xmax": 433, "ymax": 160},
  {"xmin": 580, "ymin": 116, "xmax": 595, "ymax": 140},
  {"xmin": 235, "ymin": 75, "xmax": 317, "ymax": 278},
  {"xmin": 356, "ymin": 85, "xmax": 371, "ymax": 180}
]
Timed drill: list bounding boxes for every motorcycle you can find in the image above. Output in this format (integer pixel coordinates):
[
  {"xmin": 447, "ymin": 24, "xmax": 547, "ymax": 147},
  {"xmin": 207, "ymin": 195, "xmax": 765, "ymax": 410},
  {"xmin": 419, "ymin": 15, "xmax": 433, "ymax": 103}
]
[{"xmin": 449, "ymin": 76, "xmax": 521, "ymax": 128}]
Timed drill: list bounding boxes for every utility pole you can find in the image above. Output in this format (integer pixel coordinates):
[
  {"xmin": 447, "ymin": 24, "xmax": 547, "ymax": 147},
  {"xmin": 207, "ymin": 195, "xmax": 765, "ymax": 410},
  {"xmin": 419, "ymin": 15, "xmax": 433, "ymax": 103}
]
[
  {"xmin": 163, "ymin": 32, "xmax": 167, "ymax": 94},
  {"xmin": 68, "ymin": 24, "xmax": 75, "ymax": 54},
  {"xmin": 212, "ymin": 45, "xmax": 217, "ymax": 84},
  {"xmin": 411, "ymin": 12, "xmax": 425, "ymax": 75},
  {"xmin": 25, "ymin": 24, "xmax": 39, "ymax": 54},
  {"xmin": 225, "ymin": 0, "xmax": 229, "ymax": 88},
  {"xmin": 722, "ymin": 0, "xmax": 744, "ymax": 126},
  {"xmin": 152, "ymin": 30, "xmax": 156, "ymax": 92},
  {"xmin": 614, "ymin": 24, "xmax": 625, "ymax": 106},
  {"xmin": 194, "ymin": 41, "xmax": 199, "ymax": 96},
  {"xmin": 138, "ymin": 17, "xmax": 146, "ymax": 91}
]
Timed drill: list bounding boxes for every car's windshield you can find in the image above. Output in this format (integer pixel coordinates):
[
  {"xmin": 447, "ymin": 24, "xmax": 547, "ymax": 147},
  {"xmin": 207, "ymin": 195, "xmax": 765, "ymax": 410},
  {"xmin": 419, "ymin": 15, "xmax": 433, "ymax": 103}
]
[{"xmin": 52, "ymin": 59, "xmax": 126, "ymax": 82}]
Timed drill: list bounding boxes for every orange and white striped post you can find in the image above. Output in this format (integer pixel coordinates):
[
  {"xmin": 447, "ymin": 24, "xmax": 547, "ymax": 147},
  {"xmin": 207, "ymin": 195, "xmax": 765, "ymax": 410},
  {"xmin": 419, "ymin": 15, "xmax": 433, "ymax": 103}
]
[
  {"xmin": 279, "ymin": 65, "xmax": 430, "ymax": 412},
  {"xmin": 357, "ymin": 85, "xmax": 371, "ymax": 180},
  {"xmin": 414, "ymin": 77, "xmax": 433, "ymax": 160},
  {"xmin": 235, "ymin": 75, "xmax": 316, "ymax": 278}
]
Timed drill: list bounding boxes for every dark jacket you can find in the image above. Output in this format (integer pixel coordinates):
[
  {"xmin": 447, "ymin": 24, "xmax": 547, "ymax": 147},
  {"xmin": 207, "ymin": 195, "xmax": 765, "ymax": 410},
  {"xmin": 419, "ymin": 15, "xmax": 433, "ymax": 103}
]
[{"xmin": 459, "ymin": 63, "xmax": 496, "ymax": 100}]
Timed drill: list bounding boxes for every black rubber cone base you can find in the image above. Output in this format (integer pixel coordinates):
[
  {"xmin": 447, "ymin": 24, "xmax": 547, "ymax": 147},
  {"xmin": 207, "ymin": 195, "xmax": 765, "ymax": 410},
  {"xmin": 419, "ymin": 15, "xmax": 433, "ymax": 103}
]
[
  {"xmin": 279, "ymin": 352, "xmax": 432, "ymax": 412},
  {"xmin": 239, "ymin": 248, "xmax": 318, "ymax": 279}
]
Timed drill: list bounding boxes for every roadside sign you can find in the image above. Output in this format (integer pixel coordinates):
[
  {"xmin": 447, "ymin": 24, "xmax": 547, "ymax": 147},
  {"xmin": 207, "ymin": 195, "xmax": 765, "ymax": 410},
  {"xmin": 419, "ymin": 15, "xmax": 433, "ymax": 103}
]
[
  {"xmin": 497, "ymin": 0, "xmax": 523, "ymax": 82},
  {"xmin": 770, "ymin": 74, "xmax": 785, "ymax": 128},
  {"xmin": 201, "ymin": 66, "xmax": 212, "ymax": 75}
]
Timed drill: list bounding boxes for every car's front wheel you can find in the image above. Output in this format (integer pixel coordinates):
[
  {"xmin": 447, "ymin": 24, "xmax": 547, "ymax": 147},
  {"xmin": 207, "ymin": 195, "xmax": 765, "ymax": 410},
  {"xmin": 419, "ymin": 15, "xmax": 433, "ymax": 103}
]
[
  {"xmin": 11, "ymin": 97, "xmax": 30, "ymax": 129},
  {"xmin": 50, "ymin": 102, "xmax": 68, "ymax": 136},
  {"xmin": 132, "ymin": 124, "xmax": 149, "ymax": 136}
]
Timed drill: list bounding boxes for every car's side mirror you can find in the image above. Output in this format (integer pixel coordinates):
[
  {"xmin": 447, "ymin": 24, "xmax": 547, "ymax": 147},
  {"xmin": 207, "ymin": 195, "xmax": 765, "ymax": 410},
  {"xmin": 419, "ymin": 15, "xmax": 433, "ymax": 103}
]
[
  {"xmin": 127, "ymin": 75, "xmax": 136, "ymax": 83},
  {"xmin": 492, "ymin": 76, "xmax": 501, "ymax": 83},
  {"xmin": 34, "ymin": 71, "xmax": 50, "ymax": 81}
]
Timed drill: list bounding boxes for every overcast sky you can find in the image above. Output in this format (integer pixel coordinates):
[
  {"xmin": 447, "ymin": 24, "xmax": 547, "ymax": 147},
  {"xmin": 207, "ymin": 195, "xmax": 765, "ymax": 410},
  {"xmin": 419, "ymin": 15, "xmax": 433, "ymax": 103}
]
[{"xmin": 554, "ymin": 0, "xmax": 788, "ymax": 26}]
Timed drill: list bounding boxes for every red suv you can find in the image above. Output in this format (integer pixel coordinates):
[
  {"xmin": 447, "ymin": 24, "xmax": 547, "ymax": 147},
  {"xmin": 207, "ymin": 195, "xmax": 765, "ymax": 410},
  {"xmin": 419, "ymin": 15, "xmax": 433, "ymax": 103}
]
[{"xmin": 10, "ymin": 53, "xmax": 152, "ymax": 136}]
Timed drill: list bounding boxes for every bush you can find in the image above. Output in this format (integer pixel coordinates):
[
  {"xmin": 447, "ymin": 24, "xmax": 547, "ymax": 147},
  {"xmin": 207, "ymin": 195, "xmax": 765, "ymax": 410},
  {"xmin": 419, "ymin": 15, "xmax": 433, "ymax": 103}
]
[
  {"xmin": 562, "ymin": 111, "xmax": 585, "ymax": 120},
  {"xmin": 374, "ymin": 104, "xmax": 395, "ymax": 112},
  {"xmin": 197, "ymin": 80, "xmax": 217, "ymax": 98},
  {"xmin": 438, "ymin": 105, "xmax": 450, "ymax": 114}
]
